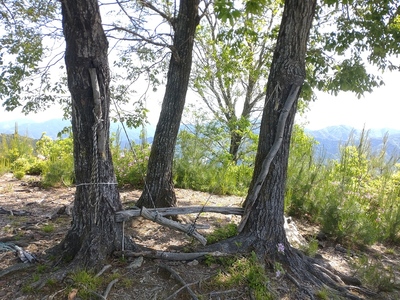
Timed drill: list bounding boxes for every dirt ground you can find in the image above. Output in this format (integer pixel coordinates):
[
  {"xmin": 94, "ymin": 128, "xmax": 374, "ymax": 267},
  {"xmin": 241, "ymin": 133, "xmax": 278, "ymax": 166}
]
[{"xmin": 0, "ymin": 173, "xmax": 400, "ymax": 300}]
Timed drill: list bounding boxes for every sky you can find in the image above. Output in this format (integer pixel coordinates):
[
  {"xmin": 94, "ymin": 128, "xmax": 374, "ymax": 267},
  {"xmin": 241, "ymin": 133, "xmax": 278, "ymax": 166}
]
[
  {"xmin": 297, "ymin": 70, "xmax": 400, "ymax": 130},
  {"xmin": 2, "ymin": 69, "xmax": 399, "ymax": 131}
]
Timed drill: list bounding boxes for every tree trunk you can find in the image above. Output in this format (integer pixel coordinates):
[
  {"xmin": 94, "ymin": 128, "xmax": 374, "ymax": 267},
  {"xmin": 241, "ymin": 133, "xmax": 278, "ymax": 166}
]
[
  {"xmin": 238, "ymin": 0, "xmax": 316, "ymax": 256},
  {"xmin": 59, "ymin": 0, "xmax": 127, "ymax": 267},
  {"xmin": 229, "ymin": 126, "xmax": 242, "ymax": 164},
  {"xmin": 137, "ymin": 0, "xmax": 199, "ymax": 208}
]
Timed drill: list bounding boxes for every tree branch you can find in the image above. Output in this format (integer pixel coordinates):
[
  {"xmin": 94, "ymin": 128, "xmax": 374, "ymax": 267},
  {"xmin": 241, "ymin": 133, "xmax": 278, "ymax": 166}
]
[{"xmin": 138, "ymin": 0, "xmax": 174, "ymax": 26}]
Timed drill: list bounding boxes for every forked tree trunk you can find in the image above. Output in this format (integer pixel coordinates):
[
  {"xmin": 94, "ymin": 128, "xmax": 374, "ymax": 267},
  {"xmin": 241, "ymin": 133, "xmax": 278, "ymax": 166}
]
[
  {"xmin": 137, "ymin": 0, "xmax": 199, "ymax": 208},
  {"xmin": 238, "ymin": 0, "xmax": 316, "ymax": 260},
  {"xmin": 59, "ymin": 0, "xmax": 126, "ymax": 267}
]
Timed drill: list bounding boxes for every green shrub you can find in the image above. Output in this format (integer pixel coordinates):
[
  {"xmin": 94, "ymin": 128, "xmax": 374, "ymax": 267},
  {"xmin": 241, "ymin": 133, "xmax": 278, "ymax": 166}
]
[
  {"xmin": 214, "ymin": 252, "xmax": 273, "ymax": 300},
  {"xmin": 111, "ymin": 141, "xmax": 150, "ymax": 188},
  {"xmin": 207, "ymin": 223, "xmax": 238, "ymax": 244},
  {"xmin": 27, "ymin": 159, "xmax": 47, "ymax": 175},
  {"xmin": 285, "ymin": 127, "xmax": 400, "ymax": 245},
  {"xmin": 37, "ymin": 134, "xmax": 74, "ymax": 187}
]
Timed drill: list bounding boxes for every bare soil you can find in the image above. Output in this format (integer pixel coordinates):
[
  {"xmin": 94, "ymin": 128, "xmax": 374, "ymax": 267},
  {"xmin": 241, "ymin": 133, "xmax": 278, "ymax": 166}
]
[{"xmin": 0, "ymin": 173, "xmax": 399, "ymax": 299}]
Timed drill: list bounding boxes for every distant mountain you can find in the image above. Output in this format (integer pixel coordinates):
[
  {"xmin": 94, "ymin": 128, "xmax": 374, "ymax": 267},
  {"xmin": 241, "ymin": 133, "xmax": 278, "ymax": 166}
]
[
  {"xmin": 0, "ymin": 119, "xmax": 155, "ymax": 146},
  {"xmin": 305, "ymin": 126, "xmax": 400, "ymax": 159},
  {"xmin": 1, "ymin": 119, "xmax": 399, "ymax": 159}
]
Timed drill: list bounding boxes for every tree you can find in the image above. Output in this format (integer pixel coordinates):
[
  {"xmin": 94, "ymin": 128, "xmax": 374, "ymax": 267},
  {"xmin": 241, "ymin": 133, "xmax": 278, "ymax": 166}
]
[
  {"xmin": 191, "ymin": 3, "xmax": 278, "ymax": 164},
  {"xmin": 136, "ymin": 0, "xmax": 200, "ymax": 208},
  {"xmin": 202, "ymin": 0, "xmax": 387, "ymax": 297},
  {"xmin": 57, "ymin": 0, "xmax": 132, "ymax": 268}
]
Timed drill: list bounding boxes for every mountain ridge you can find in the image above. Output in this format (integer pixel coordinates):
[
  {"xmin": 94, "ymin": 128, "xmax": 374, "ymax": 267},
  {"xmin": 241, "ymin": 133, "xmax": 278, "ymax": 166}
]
[{"xmin": 0, "ymin": 119, "xmax": 399, "ymax": 159}]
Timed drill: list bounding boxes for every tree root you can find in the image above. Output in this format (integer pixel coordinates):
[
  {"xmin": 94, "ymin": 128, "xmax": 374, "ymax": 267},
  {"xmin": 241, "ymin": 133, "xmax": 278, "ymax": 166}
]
[
  {"xmin": 158, "ymin": 263, "xmax": 198, "ymax": 300},
  {"xmin": 0, "ymin": 262, "xmax": 35, "ymax": 278},
  {"xmin": 196, "ymin": 236, "xmax": 377, "ymax": 300}
]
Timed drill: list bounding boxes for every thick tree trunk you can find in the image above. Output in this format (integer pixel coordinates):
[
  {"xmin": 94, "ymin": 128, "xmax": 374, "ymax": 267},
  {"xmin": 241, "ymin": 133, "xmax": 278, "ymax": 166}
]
[
  {"xmin": 238, "ymin": 0, "xmax": 316, "ymax": 257},
  {"xmin": 201, "ymin": 2, "xmax": 373, "ymax": 298},
  {"xmin": 59, "ymin": 0, "xmax": 126, "ymax": 267},
  {"xmin": 137, "ymin": 0, "xmax": 199, "ymax": 208}
]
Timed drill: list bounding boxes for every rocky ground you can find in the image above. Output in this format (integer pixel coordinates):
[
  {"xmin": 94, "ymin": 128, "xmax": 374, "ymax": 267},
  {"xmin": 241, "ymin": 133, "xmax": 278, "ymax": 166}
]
[{"xmin": 0, "ymin": 173, "xmax": 399, "ymax": 299}]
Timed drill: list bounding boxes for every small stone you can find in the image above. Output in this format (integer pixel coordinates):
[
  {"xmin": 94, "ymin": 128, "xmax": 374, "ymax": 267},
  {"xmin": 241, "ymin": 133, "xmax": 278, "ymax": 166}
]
[
  {"xmin": 127, "ymin": 256, "xmax": 143, "ymax": 269},
  {"xmin": 187, "ymin": 259, "xmax": 198, "ymax": 266}
]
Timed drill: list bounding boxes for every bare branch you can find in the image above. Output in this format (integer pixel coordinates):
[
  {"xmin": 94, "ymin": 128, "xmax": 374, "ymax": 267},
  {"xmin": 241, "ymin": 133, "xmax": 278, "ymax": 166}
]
[{"xmin": 139, "ymin": 0, "xmax": 174, "ymax": 26}]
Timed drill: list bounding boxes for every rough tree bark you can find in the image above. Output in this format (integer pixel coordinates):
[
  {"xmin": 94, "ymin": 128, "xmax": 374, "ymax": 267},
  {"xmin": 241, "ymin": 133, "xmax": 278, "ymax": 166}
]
[
  {"xmin": 136, "ymin": 0, "xmax": 199, "ymax": 208},
  {"xmin": 202, "ymin": 1, "xmax": 368, "ymax": 298},
  {"xmin": 57, "ymin": 0, "xmax": 132, "ymax": 268}
]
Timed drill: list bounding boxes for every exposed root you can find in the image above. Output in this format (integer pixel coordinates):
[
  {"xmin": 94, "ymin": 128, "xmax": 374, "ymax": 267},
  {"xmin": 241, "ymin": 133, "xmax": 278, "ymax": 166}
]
[
  {"xmin": 0, "ymin": 262, "xmax": 35, "ymax": 278},
  {"xmin": 102, "ymin": 278, "xmax": 119, "ymax": 299},
  {"xmin": 158, "ymin": 263, "xmax": 198, "ymax": 300},
  {"xmin": 197, "ymin": 236, "xmax": 377, "ymax": 299},
  {"xmin": 95, "ymin": 264, "xmax": 112, "ymax": 277}
]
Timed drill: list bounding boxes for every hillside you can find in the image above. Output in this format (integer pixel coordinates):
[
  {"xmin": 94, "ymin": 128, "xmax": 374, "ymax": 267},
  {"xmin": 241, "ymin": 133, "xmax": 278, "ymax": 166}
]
[
  {"xmin": 305, "ymin": 125, "xmax": 400, "ymax": 159},
  {"xmin": 0, "ymin": 119, "xmax": 155, "ymax": 146},
  {"xmin": 1, "ymin": 119, "xmax": 399, "ymax": 158}
]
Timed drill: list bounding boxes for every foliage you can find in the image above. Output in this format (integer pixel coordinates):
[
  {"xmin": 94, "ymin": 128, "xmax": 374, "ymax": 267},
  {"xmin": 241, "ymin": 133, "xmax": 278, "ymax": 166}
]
[
  {"xmin": 192, "ymin": 2, "xmax": 278, "ymax": 162},
  {"xmin": 350, "ymin": 254, "xmax": 397, "ymax": 292},
  {"xmin": 300, "ymin": 237, "xmax": 319, "ymax": 258},
  {"xmin": 206, "ymin": 223, "xmax": 238, "ymax": 244},
  {"xmin": 0, "ymin": 0, "xmax": 64, "ymax": 114},
  {"xmin": 285, "ymin": 126, "xmax": 400, "ymax": 245},
  {"xmin": 38, "ymin": 134, "xmax": 74, "ymax": 187},
  {"xmin": 213, "ymin": 252, "xmax": 273, "ymax": 300},
  {"xmin": 110, "ymin": 132, "xmax": 150, "ymax": 189},
  {"xmin": 70, "ymin": 269, "xmax": 102, "ymax": 300},
  {"xmin": 174, "ymin": 115, "xmax": 254, "ymax": 195},
  {"xmin": 41, "ymin": 223, "xmax": 55, "ymax": 233}
]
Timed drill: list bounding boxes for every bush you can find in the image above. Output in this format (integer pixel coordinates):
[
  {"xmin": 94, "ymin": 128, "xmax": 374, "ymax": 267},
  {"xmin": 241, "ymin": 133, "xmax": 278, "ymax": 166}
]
[
  {"xmin": 285, "ymin": 127, "xmax": 400, "ymax": 245},
  {"xmin": 111, "ymin": 133, "xmax": 150, "ymax": 188}
]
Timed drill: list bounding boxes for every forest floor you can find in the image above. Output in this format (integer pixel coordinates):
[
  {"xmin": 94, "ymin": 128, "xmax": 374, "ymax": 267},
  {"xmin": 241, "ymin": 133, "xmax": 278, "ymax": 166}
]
[{"xmin": 0, "ymin": 172, "xmax": 400, "ymax": 300}]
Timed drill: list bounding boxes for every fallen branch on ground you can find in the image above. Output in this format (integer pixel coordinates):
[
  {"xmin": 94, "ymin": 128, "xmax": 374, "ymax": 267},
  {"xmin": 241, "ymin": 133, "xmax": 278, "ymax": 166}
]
[
  {"xmin": 0, "ymin": 206, "xmax": 31, "ymax": 216},
  {"xmin": 0, "ymin": 263, "xmax": 35, "ymax": 278},
  {"xmin": 114, "ymin": 250, "xmax": 230, "ymax": 261},
  {"xmin": 140, "ymin": 207, "xmax": 207, "ymax": 245},
  {"xmin": 115, "ymin": 206, "xmax": 244, "ymax": 222}
]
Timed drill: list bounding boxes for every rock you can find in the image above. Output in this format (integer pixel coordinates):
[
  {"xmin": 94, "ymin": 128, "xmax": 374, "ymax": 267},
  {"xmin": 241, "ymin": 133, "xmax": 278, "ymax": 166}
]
[
  {"xmin": 284, "ymin": 216, "xmax": 307, "ymax": 248},
  {"xmin": 127, "ymin": 256, "xmax": 143, "ymax": 269},
  {"xmin": 187, "ymin": 259, "xmax": 199, "ymax": 266}
]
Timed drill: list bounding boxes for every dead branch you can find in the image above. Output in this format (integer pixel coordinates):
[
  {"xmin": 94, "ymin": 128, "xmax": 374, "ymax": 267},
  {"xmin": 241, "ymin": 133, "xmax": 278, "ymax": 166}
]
[
  {"xmin": 0, "ymin": 263, "xmax": 34, "ymax": 278},
  {"xmin": 0, "ymin": 206, "xmax": 31, "ymax": 216},
  {"xmin": 158, "ymin": 264, "xmax": 198, "ymax": 300},
  {"xmin": 139, "ymin": 206, "xmax": 207, "ymax": 245},
  {"xmin": 114, "ymin": 250, "xmax": 230, "ymax": 261},
  {"xmin": 115, "ymin": 206, "xmax": 244, "ymax": 222}
]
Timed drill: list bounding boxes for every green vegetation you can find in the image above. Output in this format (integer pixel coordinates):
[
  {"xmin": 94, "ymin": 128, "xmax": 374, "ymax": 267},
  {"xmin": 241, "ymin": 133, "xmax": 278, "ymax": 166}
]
[
  {"xmin": 206, "ymin": 223, "xmax": 238, "ymax": 244},
  {"xmin": 110, "ymin": 131, "xmax": 150, "ymax": 189},
  {"xmin": 70, "ymin": 270, "xmax": 103, "ymax": 300},
  {"xmin": 1, "ymin": 121, "xmax": 399, "ymax": 248},
  {"xmin": 0, "ymin": 130, "xmax": 74, "ymax": 186},
  {"xmin": 286, "ymin": 126, "xmax": 400, "ymax": 246},
  {"xmin": 350, "ymin": 254, "xmax": 398, "ymax": 292},
  {"xmin": 212, "ymin": 252, "xmax": 273, "ymax": 300},
  {"xmin": 41, "ymin": 224, "xmax": 55, "ymax": 233}
]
